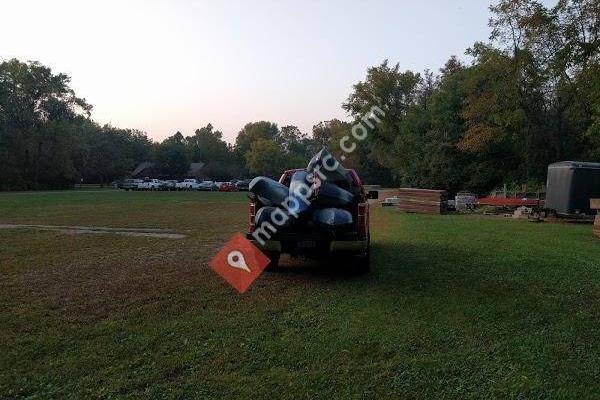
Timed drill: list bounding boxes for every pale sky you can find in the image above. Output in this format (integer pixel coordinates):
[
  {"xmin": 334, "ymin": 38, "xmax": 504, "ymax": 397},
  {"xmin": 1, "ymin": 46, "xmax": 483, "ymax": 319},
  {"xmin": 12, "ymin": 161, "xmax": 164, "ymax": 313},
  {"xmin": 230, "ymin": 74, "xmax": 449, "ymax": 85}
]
[{"xmin": 0, "ymin": 0, "xmax": 555, "ymax": 143}]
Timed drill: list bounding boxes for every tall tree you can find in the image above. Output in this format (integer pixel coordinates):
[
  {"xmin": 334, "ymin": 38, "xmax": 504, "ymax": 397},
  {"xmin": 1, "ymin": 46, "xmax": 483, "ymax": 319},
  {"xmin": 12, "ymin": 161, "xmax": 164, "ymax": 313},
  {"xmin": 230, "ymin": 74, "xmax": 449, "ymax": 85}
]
[
  {"xmin": 244, "ymin": 138, "xmax": 286, "ymax": 178},
  {"xmin": 186, "ymin": 124, "xmax": 242, "ymax": 180},
  {"xmin": 156, "ymin": 132, "xmax": 189, "ymax": 176},
  {"xmin": 343, "ymin": 60, "xmax": 422, "ymax": 184},
  {"xmin": 0, "ymin": 59, "xmax": 91, "ymax": 189},
  {"xmin": 234, "ymin": 121, "xmax": 279, "ymax": 159}
]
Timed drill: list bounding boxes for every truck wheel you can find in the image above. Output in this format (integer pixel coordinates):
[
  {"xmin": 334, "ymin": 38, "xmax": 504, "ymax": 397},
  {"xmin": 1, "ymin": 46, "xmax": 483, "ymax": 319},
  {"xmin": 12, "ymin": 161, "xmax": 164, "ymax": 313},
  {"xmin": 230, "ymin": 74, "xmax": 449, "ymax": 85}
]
[
  {"xmin": 266, "ymin": 252, "xmax": 280, "ymax": 271},
  {"xmin": 354, "ymin": 251, "xmax": 370, "ymax": 274},
  {"xmin": 354, "ymin": 236, "xmax": 371, "ymax": 274}
]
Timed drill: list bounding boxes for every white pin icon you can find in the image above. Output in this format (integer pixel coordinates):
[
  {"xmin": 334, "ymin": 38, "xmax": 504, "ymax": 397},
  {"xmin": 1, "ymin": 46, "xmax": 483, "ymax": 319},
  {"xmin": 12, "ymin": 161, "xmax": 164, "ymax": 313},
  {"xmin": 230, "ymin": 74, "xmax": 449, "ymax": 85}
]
[{"xmin": 227, "ymin": 250, "xmax": 251, "ymax": 272}]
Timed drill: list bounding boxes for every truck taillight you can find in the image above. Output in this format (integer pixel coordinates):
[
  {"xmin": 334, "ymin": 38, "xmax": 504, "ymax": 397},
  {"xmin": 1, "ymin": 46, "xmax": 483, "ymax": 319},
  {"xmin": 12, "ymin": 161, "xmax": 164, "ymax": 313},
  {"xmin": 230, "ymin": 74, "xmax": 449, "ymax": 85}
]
[
  {"xmin": 249, "ymin": 202, "xmax": 256, "ymax": 231},
  {"xmin": 357, "ymin": 203, "xmax": 368, "ymax": 239}
]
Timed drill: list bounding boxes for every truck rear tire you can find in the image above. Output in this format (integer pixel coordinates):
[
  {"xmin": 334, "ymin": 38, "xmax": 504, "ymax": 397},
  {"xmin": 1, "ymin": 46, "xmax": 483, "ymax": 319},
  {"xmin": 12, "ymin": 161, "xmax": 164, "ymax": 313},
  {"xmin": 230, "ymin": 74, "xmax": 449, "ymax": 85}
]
[
  {"xmin": 354, "ymin": 251, "xmax": 370, "ymax": 274},
  {"xmin": 354, "ymin": 235, "xmax": 371, "ymax": 274},
  {"xmin": 266, "ymin": 252, "xmax": 280, "ymax": 271}
]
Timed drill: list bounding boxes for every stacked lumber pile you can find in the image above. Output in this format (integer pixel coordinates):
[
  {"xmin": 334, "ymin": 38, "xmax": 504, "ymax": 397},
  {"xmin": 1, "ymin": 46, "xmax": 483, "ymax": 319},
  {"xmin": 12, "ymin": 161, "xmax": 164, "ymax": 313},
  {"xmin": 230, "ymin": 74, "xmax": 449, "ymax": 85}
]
[
  {"xmin": 397, "ymin": 188, "xmax": 448, "ymax": 214},
  {"xmin": 592, "ymin": 199, "xmax": 600, "ymax": 239}
]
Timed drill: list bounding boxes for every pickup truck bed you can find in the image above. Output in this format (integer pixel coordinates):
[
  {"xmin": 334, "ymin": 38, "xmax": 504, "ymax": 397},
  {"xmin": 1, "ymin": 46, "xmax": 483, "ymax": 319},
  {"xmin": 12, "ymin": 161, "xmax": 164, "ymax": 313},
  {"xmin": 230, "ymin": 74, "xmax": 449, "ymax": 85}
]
[{"xmin": 247, "ymin": 168, "xmax": 376, "ymax": 272}]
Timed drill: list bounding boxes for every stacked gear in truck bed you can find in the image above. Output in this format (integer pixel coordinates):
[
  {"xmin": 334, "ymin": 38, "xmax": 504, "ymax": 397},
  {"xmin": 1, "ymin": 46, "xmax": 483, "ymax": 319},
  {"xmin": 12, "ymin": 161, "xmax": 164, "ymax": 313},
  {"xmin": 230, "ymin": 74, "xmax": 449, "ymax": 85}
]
[{"xmin": 249, "ymin": 148, "xmax": 356, "ymax": 235}]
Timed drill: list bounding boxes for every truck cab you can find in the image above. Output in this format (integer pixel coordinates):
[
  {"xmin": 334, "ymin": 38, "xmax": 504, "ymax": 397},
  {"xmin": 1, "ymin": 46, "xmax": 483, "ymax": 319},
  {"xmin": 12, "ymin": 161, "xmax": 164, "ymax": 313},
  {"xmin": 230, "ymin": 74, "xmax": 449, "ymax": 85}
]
[
  {"xmin": 138, "ymin": 178, "xmax": 163, "ymax": 190},
  {"xmin": 176, "ymin": 179, "xmax": 200, "ymax": 190},
  {"xmin": 247, "ymin": 168, "xmax": 377, "ymax": 272}
]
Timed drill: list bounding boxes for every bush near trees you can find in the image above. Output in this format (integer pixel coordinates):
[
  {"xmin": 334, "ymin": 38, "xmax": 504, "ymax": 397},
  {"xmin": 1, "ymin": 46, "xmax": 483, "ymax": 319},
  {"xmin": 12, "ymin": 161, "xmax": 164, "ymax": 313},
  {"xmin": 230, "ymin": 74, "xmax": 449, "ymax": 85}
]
[{"xmin": 0, "ymin": 0, "xmax": 598, "ymax": 191}]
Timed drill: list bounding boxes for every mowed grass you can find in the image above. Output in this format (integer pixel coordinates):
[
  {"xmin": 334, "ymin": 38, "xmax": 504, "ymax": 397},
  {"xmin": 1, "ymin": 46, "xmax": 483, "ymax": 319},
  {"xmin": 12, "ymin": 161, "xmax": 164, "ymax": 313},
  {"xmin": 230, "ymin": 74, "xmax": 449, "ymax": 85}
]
[{"xmin": 0, "ymin": 190, "xmax": 599, "ymax": 399}]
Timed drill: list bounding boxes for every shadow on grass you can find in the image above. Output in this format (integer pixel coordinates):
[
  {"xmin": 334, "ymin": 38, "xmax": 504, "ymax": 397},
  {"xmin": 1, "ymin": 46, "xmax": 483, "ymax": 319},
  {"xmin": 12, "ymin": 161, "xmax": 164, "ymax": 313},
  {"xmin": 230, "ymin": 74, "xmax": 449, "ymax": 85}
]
[
  {"xmin": 267, "ymin": 255, "xmax": 364, "ymax": 278},
  {"xmin": 265, "ymin": 240, "xmax": 479, "ymax": 284},
  {"xmin": 264, "ymin": 239, "xmax": 532, "ymax": 297}
]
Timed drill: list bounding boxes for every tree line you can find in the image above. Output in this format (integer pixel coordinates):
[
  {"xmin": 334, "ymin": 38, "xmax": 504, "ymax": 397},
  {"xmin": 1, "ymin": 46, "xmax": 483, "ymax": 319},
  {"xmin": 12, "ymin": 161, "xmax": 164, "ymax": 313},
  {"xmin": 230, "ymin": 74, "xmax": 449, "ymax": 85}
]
[
  {"xmin": 1, "ymin": 0, "xmax": 598, "ymax": 192},
  {"xmin": 0, "ymin": 58, "xmax": 322, "ymax": 189}
]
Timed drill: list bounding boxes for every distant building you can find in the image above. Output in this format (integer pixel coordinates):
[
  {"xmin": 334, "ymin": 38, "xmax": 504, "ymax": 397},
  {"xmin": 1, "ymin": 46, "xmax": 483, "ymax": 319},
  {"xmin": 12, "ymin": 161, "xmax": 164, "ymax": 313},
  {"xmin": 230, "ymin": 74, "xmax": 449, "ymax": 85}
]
[
  {"xmin": 187, "ymin": 162, "xmax": 206, "ymax": 178},
  {"xmin": 130, "ymin": 161, "xmax": 206, "ymax": 179},
  {"xmin": 130, "ymin": 162, "xmax": 158, "ymax": 178}
]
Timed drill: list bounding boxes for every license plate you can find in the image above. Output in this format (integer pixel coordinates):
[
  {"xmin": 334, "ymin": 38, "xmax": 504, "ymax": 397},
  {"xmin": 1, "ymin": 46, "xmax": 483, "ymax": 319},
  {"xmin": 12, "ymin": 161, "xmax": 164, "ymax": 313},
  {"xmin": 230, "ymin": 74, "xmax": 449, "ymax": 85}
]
[{"xmin": 297, "ymin": 241, "xmax": 316, "ymax": 249}]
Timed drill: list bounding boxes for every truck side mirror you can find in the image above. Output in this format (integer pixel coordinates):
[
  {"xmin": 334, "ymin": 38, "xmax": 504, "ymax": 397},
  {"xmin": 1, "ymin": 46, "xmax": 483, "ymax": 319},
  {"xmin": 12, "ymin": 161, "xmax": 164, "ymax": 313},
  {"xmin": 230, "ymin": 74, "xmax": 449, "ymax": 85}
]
[{"xmin": 367, "ymin": 190, "xmax": 379, "ymax": 200}]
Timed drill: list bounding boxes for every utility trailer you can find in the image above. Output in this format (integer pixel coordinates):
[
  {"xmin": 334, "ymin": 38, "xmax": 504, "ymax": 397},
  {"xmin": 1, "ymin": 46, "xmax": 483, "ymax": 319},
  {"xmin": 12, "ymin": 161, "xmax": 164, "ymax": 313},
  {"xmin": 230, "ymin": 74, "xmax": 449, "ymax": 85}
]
[{"xmin": 545, "ymin": 161, "xmax": 600, "ymax": 217}]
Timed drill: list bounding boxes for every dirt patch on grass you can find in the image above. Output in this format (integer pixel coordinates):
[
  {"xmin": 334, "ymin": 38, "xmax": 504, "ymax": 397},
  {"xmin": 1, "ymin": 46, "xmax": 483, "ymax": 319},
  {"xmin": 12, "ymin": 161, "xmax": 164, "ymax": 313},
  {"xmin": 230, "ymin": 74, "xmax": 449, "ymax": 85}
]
[
  {"xmin": 0, "ymin": 223, "xmax": 187, "ymax": 239},
  {"xmin": 0, "ymin": 231, "xmax": 223, "ymax": 322}
]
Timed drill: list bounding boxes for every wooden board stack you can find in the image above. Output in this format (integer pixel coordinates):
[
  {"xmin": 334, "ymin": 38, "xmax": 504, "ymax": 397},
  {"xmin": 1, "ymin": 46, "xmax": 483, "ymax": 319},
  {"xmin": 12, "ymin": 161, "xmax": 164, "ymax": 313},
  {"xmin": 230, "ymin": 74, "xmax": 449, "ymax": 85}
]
[
  {"xmin": 592, "ymin": 199, "xmax": 600, "ymax": 239},
  {"xmin": 397, "ymin": 188, "xmax": 448, "ymax": 214}
]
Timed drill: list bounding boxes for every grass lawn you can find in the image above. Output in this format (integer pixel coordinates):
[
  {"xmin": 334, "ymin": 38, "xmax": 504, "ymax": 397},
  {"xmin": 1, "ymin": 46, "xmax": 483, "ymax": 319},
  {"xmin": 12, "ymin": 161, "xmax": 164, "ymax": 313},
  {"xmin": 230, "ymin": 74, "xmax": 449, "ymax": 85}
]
[{"xmin": 0, "ymin": 190, "xmax": 598, "ymax": 399}]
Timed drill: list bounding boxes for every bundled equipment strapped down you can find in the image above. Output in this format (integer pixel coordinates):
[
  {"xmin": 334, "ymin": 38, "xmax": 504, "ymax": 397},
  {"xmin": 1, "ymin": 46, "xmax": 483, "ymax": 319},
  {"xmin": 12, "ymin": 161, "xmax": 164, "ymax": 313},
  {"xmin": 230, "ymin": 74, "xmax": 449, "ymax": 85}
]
[{"xmin": 249, "ymin": 147, "xmax": 356, "ymax": 234}]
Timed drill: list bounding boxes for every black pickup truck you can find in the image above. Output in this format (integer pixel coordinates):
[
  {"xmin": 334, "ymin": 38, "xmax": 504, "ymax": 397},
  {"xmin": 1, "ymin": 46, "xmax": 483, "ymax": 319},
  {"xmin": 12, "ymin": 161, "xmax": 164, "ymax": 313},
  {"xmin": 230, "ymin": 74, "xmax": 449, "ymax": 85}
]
[{"xmin": 247, "ymin": 168, "xmax": 377, "ymax": 272}]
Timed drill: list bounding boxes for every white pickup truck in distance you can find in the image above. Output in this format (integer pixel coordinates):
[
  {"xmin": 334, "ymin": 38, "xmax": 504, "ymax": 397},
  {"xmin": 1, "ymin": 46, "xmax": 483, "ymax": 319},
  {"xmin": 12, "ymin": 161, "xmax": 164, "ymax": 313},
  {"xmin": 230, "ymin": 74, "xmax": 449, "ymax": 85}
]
[
  {"xmin": 176, "ymin": 179, "xmax": 201, "ymax": 190},
  {"xmin": 138, "ymin": 179, "xmax": 164, "ymax": 190}
]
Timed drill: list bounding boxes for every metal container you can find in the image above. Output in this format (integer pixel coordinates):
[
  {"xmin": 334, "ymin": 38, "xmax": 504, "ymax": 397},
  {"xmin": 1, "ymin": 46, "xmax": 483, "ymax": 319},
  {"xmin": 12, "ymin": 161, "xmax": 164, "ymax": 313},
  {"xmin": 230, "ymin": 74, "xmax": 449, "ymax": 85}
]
[{"xmin": 545, "ymin": 161, "xmax": 600, "ymax": 215}]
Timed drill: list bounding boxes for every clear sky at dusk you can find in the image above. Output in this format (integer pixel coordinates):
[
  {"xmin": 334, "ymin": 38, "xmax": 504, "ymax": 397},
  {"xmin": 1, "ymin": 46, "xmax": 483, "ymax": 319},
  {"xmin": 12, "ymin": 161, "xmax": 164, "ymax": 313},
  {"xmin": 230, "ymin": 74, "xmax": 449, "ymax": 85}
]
[{"xmin": 1, "ymin": 0, "xmax": 556, "ymax": 143}]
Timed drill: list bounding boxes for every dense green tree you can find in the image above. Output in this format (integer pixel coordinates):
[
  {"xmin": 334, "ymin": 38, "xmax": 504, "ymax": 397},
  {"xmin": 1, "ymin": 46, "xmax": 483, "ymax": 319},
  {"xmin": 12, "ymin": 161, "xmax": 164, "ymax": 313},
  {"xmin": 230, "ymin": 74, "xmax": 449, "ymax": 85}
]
[
  {"xmin": 340, "ymin": 0, "xmax": 599, "ymax": 192},
  {"xmin": 0, "ymin": 59, "xmax": 155, "ymax": 189},
  {"xmin": 1, "ymin": 0, "xmax": 598, "ymax": 192},
  {"xmin": 187, "ymin": 124, "xmax": 226, "ymax": 162},
  {"xmin": 459, "ymin": 0, "xmax": 599, "ymax": 186},
  {"xmin": 343, "ymin": 60, "xmax": 423, "ymax": 184},
  {"xmin": 278, "ymin": 125, "xmax": 316, "ymax": 168},
  {"xmin": 234, "ymin": 121, "xmax": 279, "ymax": 159},
  {"xmin": 186, "ymin": 124, "xmax": 242, "ymax": 180},
  {"xmin": 0, "ymin": 59, "xmax": 91, "ymax": 189},
  {"xmin": 311, "ymin": 119, "xmax": 394, "ymax": 185},
  {"xmin": 244, "ymin": 138, "xmax": 286, "ymax": 178},
  {"xmin": 311, "ymin": 119, "xmax": 361, "ymax": 169},
  {"xmin": 235, "ymin": 122, "xmax": 319, "ymax": 176},
  {"xmin": 156, "ymin": 132, "xmax": 189, "ymax": 177},
  {"xmin": 84, "ymin": 125, "xmax": 154, "ymax": 184}
]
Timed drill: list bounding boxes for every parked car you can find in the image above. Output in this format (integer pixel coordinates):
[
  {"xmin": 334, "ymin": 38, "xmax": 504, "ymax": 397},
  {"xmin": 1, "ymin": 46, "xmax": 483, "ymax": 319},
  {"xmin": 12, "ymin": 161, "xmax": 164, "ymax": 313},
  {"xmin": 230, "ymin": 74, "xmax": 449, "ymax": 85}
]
[
  {"xmin": 120, "ymin": 179, "xmax": 143, "ymax": 191},
  {"xmin": 235, "ymin": 179, "xmax": 251, "ymax": 191},
  {"xmin": 162, "ymin": 180, "xmax": 179, "ymax": 191},
  {"xmin": 219, "ymin": 182, "xmax": 237, "ymax": 192},
  {"xmin": 138, "ymin": 178, "xmax": 164, "ymax": 190},
  {"xmin": 176, "ymin": 179, "xmax": 201, "ymax": 190},
  {"xmin": 198, "ymin": 181, "xmax": 219, "ymax": 191},
  {"xmin": 247, "ymin": 168, "xmax": 378, "ymax": 272}
]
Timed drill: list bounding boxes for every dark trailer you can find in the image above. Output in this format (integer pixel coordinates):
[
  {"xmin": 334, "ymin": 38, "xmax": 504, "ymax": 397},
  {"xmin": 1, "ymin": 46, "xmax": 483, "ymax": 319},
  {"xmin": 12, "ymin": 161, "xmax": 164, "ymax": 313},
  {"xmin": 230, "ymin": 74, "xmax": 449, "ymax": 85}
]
[{"xmin": 545, "ymin": 161, "xmax": 600, "ymax": 216}]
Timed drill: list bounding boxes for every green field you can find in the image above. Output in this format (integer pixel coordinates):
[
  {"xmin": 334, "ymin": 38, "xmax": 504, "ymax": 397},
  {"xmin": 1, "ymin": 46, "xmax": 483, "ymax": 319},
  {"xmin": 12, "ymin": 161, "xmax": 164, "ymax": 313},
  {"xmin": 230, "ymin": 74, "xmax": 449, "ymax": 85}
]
[{"xmin": 0, "ymin": 190, "xmax": 598, "ymax": 399}]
